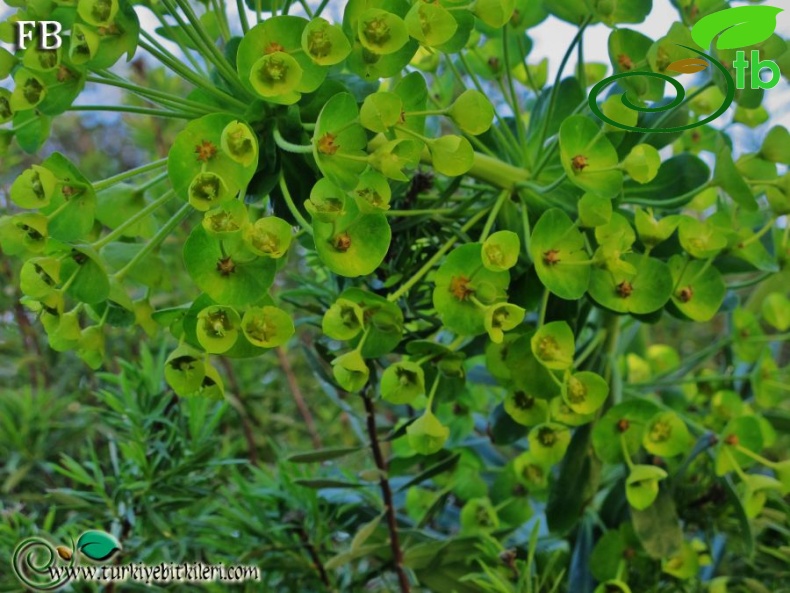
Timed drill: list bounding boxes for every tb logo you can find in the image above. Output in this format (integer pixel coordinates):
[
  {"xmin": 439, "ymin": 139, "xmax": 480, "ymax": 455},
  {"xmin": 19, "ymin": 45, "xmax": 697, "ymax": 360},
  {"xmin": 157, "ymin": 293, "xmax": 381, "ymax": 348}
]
[{"xmin": 15, "ymin": 21, "xmax": 63, "ymax": 50}]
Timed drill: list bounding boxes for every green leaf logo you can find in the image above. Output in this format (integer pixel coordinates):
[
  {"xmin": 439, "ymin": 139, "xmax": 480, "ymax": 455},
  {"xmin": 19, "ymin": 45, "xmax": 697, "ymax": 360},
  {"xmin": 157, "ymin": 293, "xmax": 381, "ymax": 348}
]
[
  {"xmin": 76, "ymin": 531, "xmax": 121, "ymax": 562},
  {"xmin": 691, "ymin": 6, "xmax": 783, "ymax": 51}
]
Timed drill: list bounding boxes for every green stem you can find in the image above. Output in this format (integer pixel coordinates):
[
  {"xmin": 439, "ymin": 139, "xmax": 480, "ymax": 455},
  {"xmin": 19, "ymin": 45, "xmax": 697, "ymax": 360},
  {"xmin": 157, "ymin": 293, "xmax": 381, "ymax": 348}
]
[
  {"xmin": 92, "ymin": 159, "xmax": 168, "ymax": 192},
  {"xmin": 386, "ymin": 209, "xmax": 455, "ymax": 217},
  {"xmin": 279, "ymin": 176, "xmax": 313, "ymax": 235},
  {"xmin": 86, "ymin": 75, "xmax": 213, "ymax": 115},
  {"xmin": 539, "ymin": 17, "xmax": 591, "ymax": 150},
  {"xmin": 67, "ymin": 105, "xmax": 194, "ymax": 119},
  {"xmin": 619, "ymin": 432, "xmax": 635, "ymax": 470},
  {"xmin": 236, "ymin": 0, "xmax": 251, "ymax": 34},
  {"xmin": 734, "ymin": 444, "xmax": 777, "ymax": 468},
  {"xmin": 273, "ymin": 128, "xmax": 314, "ymax": 154},
  {"xmin": 502, "ymin": 25, "xmax": 528, "ymax": 162},
  {"xmin": 538, "ymin": 287, "xmax": 549, "ymax": 326},
  {"xmin": 739, "ymin": 216, "xmax": 777, "ymax": 248},
  {"xmin": 387, "ymin": 207, "xmax": 491, "ymax": 302},
  {"xmin": 93, "ymin": 189, "xmax": 177, "ymax": 249},
  {"xmin": 479, "ymin": 189, "xmax": 510, "ymax": 241},
  {"xmin": 114, "ymin": 203, "xmax": 192, "ymax": 280},
  {"xmin": 314, "ymin": 0, "xmax": 331, "ymax": 17}
]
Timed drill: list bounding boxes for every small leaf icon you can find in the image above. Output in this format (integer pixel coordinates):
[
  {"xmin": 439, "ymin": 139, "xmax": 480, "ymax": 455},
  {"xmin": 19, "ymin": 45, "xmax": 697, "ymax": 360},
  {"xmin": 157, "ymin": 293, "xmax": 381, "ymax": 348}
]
[
  {"xmin": 76, "ymin": 531, "xmax": 121, "ymax": 562},
  {"xmin": 667, "ymin": 58, "xmax": 709, "ymax": 74},
  {"xmin": 691, "ymin": 6, "xmax": 783, "ymax": 50}
]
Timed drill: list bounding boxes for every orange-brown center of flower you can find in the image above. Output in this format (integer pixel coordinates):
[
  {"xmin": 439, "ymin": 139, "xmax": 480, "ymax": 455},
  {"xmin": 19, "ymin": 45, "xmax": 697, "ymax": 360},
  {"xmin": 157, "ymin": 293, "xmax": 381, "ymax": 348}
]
[
  {"xmin": 265, "ymin": 42, "xmax": 285, "ymax": 54},
  {"xmin": 317, "ymin": 133, "xmax": 339, "ymax": 155},
  {"xmin": 543, "ymin": 249, "xmax": 561, "ymax": 266},
  {"xmin": 618, "ymin": 54, "xmax": 633, "ymax": 71},
  {"xmin": 216, "ymin": 256, "xmax": 236, "ymax": 276},
  {"xmin": 449, "ymin": 275, "xmax": 475, "ymax": 301},
  {"xmin": 571, "ymin": 154, "xmax": 589, "ymax": 172},
  {"xmin": 195, "ymin": 140, "xmax": 218, "ymax": 162},
  {"xmin": 678, "ymin": 286, "xmax": 694, "ymax": 302},
  {"xmin": 617, "ymin": 281, "xmax": 633, "ymax": 298}
]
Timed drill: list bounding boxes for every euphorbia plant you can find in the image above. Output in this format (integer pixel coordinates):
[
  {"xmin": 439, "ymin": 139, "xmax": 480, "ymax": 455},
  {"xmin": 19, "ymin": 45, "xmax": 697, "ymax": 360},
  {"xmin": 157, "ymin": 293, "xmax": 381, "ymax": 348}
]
[{"xmin": 2, "ymin": 0, "xmax": 790, "ymax": 591}]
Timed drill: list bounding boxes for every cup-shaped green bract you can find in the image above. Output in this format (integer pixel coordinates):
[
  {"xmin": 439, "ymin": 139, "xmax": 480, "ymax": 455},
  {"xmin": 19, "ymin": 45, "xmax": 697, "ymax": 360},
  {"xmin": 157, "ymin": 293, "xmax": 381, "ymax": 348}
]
[
  {"xmin": 331, "ymin": 349, "xmax": 370, "ymax": 392},
  {"xmin": 322, "ymin": 297, "xmax": 365, "ymax": 341},
  {"xmin": 577, "ymin": 193, "xmax": 613, "ymax": 228},
  {"xmin": 531, "ymin": 321, "xmax": 575, "ymax": 371},
  {"xmin": 482, "ymin": 230, "xmax": 520, "ymax": 272},
  {"xmin": 678, "ymin": 216, "xmax": 727, "ymax": 259},
  {"xmin": 560, "ymin": 116, "xmax": 623, "ymax": 197},
  {"xmin": 447, "ymin": 89, "xmax": 494, "ymax": 136},
  {"xmin": 714, "ymin": 415, "xmax": 764, "ymax": 476},
  {"xmin": 369, "ymin": 138, "xmax": 423, "ymax": 182},
  {"xmin": 484, "ymin": 302, "xmax": 525, "ymax": 344},
  {"xmin": 740, "ymin": 474, "xmax": 783, "ymax": 518},
  {"xmin": 505, "ymin": 333, "xmax": 562, "ymax": 400},
  {"xmin": 634, "ymin": 208, "xmax": 679, "ymax": 247},
  {"xmin": 460, "ymin": 497, "xmax": 500, "ymax": 534},
  {"xmin": 250, "ymin": 51, "xmax": 303, "ymax": 98},
  {"xmin": 428, "ymin": 135, "xmax": 474, "ymax": 177},
  {"xmin": 626, "ymin": 464, "xmax": 667, "ymax": 510},
  {"xmin": 202, "ymin": 200, "xmax": 249, "ymax": 239},
  {"xmin": 642, "ymin": 411, "xmax": 690, "ymax": 458},
  {"xmin": 165, "ymin": 344, "xmax": 207, "ymax": 397},
  {"xmin": 381, "ymin": 361, "xmax": 425, "ymax": 404},
  {"xmin": 667, "ymin": 254, "xmax": 726, "ymax": 322},
  {"xmin": 22, "ymin": 44, "xmax": 61, "ymax": 73},
  {"xmin": 405, "ymin": 1, "xmax": 457, "ymax": 47},
  {"xmin": 0, "ymin": 213, "xmax": 48, "ymax": 255},
  {"xmin": 513, "ymin": 451, "xmax": 550, "ymax": 490},
  {"xmin": 563, "ymin": 371, "xmax": 609, "ymax": 415},
  {"xmin": 168, "ymin": 114, "xmax": 258, "ymax": 204},
  {"xmin": 220, "ymin": 121, "xmax": 258, "ymax": 168},
  {"xmin": 188, "ymin": 171, "xmax": 230, "ymax": 211},
  {"xmin": 407, "ymin": 409, "xmax": 449, "ymax": 455},
  {"xmin": 313, "ymin": 93, "xmax": 369, "ymax": 190},
  {"xmin": 504, "ymin": 390, "xmax": 549, "ymax": 426},
  {"xmin": 302, "ymin": 17, "xmax": 351, "ymax": 66},
  {"xmin": 70, "ymin": 24, "xmax": 101, "ymax": 66},
  {"xmin": 762, "ymin": 293, "xmax": 790, "ymax": 331},
  {"xmin": 313, "ymin": 195, "xmax": 391, "ymax": 278},
  {"xmin": 661, "ymin": 542, "xmax": 699, "ymax": 581},
  {"xmin": 10, "ymin": 69, "xmax": 47, "ymax": 111},
  {"xmin": 77, "ymin": 325, "xmax": 105, "ymax": 370},
  {"xmin": 551, "ymin": 397, "xmax": 595, "ymax": 427},
  {"xmin": 358, "ymin": 8, "xmax": 409, "ymax": 55},
  {"xmin": 589, "ymin": 253, "xmax": 673, "ymax": 315},
  {"xmin": 11, "ymin": 165, "xmax": 57, "ymax": 209},
  {"xmin": 242, "ymin": 306, "xmax": 294, "ymax": 349},
  {"xmin": 433, "ymin": 243, "xmax": 510, "ymax": 336},
  {"xmin": 360, "ymin": 91, "xmax": 403, "ymax": 133},
  {"xmin": 20, "ymin": 256, "xmax": 61, "ymax": 301},
  {"xmin": 473, "ymin": 0, "xmax": 517, "ymax": 28},
  {"xmin": 237, "ymin": 17, "xmax": 327, "ymax": 104},
  {"xmin": 306, "ymin": 178, "xmax": 347, "ymax": 222},
  {"xmin": 592, "ymin": 399, "xmax": 662, "ymax": 464},
  {"xmin": 353, "ymin": 169, "xmax": 392, "ymax": 212},
  {"xmin": 59, "ymin": 246, "xmax": 110, "ymax": 305},
  {"xmin": 183, "ymin": 225, "xmax": 276, "ymax": 307},
  {"xmin": 623, "ymin": 144, "xmax": 661, "ymax": 184},
  {"xmin": 337, "ymin": 287, "xmax": 403, "ymax": 358},
  {"xmin": 244, "ymin": 216, "xmax": 293, "ymax": 259},
  {"xmin": 44, "ymin": 309, "xmax": 82, "ymax": 353},
  {"xmin": 528, "ymin": 423, "xmax": 571, "ymax": 466},
  {"xmin": 532, "ymin": 209, "xmax": 591, "ymax": 300},
  {"xmin": 78, "ymin": 0, "xmax": 119, "ymax": 27},
  {"xmin": 196, "ymin": 305, "xmax": 241, "ymax": 354},
  {"xmin": 34, "ymin": 153, "xmax": 96, "ymax": 243}
]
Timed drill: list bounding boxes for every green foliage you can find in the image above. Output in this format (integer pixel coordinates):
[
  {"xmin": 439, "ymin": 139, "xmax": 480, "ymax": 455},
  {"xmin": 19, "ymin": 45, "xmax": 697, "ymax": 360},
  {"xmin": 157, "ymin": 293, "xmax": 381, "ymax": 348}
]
[{"xmin": 2, "ymin": 0, "xmax": 790, "ymax": 592}]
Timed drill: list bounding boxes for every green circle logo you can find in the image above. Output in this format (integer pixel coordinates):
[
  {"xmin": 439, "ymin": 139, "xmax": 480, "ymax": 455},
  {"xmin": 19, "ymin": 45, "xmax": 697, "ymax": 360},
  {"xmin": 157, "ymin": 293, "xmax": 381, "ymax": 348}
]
[{"xmin": 588, "ymin": 45, "xmax": 735, "ymax": 134}]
